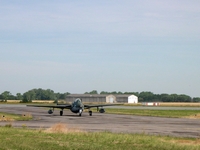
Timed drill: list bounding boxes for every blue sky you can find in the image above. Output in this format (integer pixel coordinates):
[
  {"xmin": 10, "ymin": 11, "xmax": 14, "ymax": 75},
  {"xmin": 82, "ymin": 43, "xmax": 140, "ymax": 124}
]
[{"xmin": 0, "ymin": 0, "xmax": 200, "ymax": 97}]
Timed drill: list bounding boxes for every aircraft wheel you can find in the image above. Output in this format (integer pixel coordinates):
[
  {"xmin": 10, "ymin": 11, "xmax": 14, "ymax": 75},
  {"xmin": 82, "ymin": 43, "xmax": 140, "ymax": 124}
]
[
  {"xmin": 89, "ymin": 111, "xmax": 92, "ymax": 116},
  {"xmin": 60, "ymin": 110, "xmax": 63, "ymax": 116},
  {"xmin": 79, "ymin": 109, "xmax": 82, "ymax": 116}
]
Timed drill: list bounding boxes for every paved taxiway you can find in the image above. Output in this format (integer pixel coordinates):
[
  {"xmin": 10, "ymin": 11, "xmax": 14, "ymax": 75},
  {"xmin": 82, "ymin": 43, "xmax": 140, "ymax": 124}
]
[{"xmin": 0, "ymin": 104, "xmax": 200, "ymax": 138}]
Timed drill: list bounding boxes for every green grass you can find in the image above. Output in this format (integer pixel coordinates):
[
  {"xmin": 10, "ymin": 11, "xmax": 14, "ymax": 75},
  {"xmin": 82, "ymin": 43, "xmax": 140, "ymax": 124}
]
[
  {"xmin": 0, "ymin": 112, "xmax": 32, "ymax": 121},
  {"xmin": 0, "ymin": 127, "xmax": 200, "ymax": 150},
  {"xmin": 103, "ymin": 108, "xmax": 200, "ymax": 118}
]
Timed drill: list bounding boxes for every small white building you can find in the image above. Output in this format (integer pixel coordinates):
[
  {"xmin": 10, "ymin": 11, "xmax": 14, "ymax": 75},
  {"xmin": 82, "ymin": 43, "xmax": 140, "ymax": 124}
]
[
  {"xmin": 106, "ymin": 95, "xmax": 117, "ymax": 103},
  {"xmin": 128, "ymin": 95, "xmax": 138, "ymax": 103}
]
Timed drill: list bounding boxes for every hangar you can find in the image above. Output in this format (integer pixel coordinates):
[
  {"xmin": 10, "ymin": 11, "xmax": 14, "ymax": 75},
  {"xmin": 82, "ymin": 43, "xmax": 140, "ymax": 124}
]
[
  {"xmin": 66, "ymin": 94, "xmax": 108, "ymax": 103},
  {"xmin": 66, "ymin": 94, "xmax": 138, "ymax": 103},
  {"xmin": 128, "ymin": 95, "xmax": 138, "ymax": 103}
]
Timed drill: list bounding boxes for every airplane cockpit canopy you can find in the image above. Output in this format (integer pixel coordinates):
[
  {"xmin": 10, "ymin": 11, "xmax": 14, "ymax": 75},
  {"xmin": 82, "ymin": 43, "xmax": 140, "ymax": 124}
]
[{"xmin": 72, "ymin": 98, "xmax": 82, "ymax": 107}]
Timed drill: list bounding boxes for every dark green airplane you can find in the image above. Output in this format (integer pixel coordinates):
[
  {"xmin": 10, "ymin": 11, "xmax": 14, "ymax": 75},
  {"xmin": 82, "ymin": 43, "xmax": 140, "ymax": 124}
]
[{"xmin": 27, "ymin": 98, "xmax": 118, "ymax": 116}]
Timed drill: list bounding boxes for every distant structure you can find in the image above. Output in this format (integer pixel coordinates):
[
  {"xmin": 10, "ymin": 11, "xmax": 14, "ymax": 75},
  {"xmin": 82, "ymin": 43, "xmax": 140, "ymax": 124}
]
[
  {"xmin": 142, "ymin": 102, "xmax": 160, "ymax": 106},
  {"xmin": 106, "ymin": 95, "xmax": 117, "ymax": 103},
  {"xmin": 66, "ymin": 94, "xmax": 138, "ymax": 103},
  {"xmin": 128, "ymin": 95, "xmax": 138, "ymax": 103}
]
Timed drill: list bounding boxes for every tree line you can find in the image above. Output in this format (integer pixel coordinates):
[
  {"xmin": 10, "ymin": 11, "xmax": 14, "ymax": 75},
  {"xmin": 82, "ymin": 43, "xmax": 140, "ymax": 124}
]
[
  {"xmin": 0, "ymin": 88, "xmax": 70, "ymax": 103},
  {"xmin": 85, "ymin": 90, "xmax": 200, "ymax": 102},
  {"xmin": 0, "ymin": 89, "xmax": 200, "ymax": 103}
]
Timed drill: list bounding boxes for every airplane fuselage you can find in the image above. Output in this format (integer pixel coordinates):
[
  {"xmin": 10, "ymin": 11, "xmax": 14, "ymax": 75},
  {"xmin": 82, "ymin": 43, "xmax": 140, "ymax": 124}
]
[
  {"xmin": 70, "ymin": 106, "xmax": 83, "ymax": 113},
  {"xmin": 69, "ymin": 98, "xmax": 84, "ymax": 115}
]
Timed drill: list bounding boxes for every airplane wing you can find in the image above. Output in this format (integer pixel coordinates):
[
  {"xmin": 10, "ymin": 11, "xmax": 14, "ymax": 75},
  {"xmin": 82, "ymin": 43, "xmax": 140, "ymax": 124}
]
[
  {"xmin": 84, "ymin": 104, "xmax": 120, "ymax": 109},
  {"xmin": 27, "ymin": 104, "xmax": 71, "ymax": 109}
]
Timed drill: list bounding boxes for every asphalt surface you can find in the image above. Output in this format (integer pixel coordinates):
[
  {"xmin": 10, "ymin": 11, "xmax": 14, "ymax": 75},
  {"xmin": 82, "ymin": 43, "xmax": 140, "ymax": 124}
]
[{"xmin": 0, "ymin": 104, "xmax": 200, "ymax": 138}]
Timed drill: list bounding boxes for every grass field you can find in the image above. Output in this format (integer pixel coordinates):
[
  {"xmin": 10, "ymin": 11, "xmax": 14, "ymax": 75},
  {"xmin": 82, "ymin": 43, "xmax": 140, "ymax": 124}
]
[
  {"xmin": 0, "ymin": 124, "xmax": 200, "ymax": 150},
  {"xmin": 1, "ymin": 103, "xmax": 200, "ymax": 149},
  {"xmin": 104, "ymin": 108, "xmax": 200, "ymax": 119}
]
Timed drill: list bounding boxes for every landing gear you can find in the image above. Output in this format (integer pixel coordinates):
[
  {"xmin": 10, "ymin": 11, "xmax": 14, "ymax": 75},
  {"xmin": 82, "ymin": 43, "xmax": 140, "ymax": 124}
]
[
  {"xmin": 79, "ymin": 109, "xmax": 82, "ymax": 116},
  {"xmin": 60, "ymin": 110, "xmax": 63, "ymax": 116},
  {"xmin": 89, "ymin": 111, "xmax": 92, "ymax": 116},
  {"xmin": 99, "ymin": 108, "xmax": 105, "ymax": 113},
  {"xmin": 48, "ymin": 109, "xmax": 54, "ymax": 114}
]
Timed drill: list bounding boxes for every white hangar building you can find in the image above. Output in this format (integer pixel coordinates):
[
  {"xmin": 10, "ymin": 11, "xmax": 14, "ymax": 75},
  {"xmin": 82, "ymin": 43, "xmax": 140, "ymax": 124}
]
[{"xmin": 128, "ymin": 95, "xmax": 138, "ymax": 103}]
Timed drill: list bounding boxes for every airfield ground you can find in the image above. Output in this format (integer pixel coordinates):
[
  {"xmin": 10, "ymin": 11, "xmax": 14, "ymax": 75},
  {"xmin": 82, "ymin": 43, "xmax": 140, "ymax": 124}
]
[{"xmin": 0, "ymin": 104, "xmax": 200, "ymax": 138}]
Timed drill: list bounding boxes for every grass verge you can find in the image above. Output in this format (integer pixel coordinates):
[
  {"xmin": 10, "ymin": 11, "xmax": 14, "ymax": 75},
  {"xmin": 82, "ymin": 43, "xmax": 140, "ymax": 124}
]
[
  {"xmin": 0, "ymin": 124, "xmax": 200, "ymax": 150},
  {"xmin": 104, "ymin": 108, "xmax": 200, "ymax": 118},
  {"xmin": 0, "ymin": 112, "xmax": 32, "ymax": 121}
]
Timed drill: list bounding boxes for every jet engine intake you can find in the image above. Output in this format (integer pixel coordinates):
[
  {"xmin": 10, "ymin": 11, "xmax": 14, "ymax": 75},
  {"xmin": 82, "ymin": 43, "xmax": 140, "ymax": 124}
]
[
  {"xmin": 99, "ymin": 108, "xmax": 105, "ymax": 113},
  {"xmin": 48, "ymin": 109, "xmax": 53, "ymax": 114}
]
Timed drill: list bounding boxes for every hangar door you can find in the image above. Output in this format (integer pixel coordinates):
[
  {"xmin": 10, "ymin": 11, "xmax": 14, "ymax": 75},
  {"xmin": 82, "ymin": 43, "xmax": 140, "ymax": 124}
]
[
  {"xmin": 106, "ymin": 95, "xmax": 116, "ymax": 103},
  {"xmin": 109, "ymin": 97, "xmax": 114, "ymax": 103}
]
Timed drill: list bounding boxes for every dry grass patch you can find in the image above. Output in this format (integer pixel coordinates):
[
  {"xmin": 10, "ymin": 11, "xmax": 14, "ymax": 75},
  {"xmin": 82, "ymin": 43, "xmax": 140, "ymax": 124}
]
[
  {"xmin": 7, "ymin": 100, "xmax": 21, "ymax": 103},
  {"xmin": 0, "ymin": 112, "xmax": 32, "ymax": 121},
  {"xmin": 45, "ymin": 123, "xmax": 83, "ymax": 134},
  {"xmin": 18, "ymin": 112, "xmax": 33, "ymax": 121},
  {"xmin": 0, "ymin": 115, "xmax": 14, "ymax": 122},
  {"xmin": 32, "ymin": 100, "xmax": 54, "ymax": 103},
  {"xmin": 185, "ymin": 113, "xmax": 200, "ymax": 119},
  {"xmin": 160, "ymin": 103, "xmax": 200, "ymax": 107},
  {"xmin": 171, "ymin": 139, "xmax": 200, "ymax": 146},
  {"xmin": 21, "ymin": 113, "xmax": 32, "ymax": 118}
]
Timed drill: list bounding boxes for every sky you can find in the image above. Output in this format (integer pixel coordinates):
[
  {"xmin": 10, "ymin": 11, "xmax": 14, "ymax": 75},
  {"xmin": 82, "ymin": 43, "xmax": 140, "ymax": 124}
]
[{"xmin": 0, "ymin": 0, "xmax": 200, "ymax": 97}]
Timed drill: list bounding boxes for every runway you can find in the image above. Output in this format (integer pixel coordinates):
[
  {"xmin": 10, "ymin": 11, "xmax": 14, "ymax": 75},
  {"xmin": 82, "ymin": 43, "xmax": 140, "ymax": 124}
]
[{"xmin": 0, "ymin": 104, "xmax": 200, "ymax": 138}]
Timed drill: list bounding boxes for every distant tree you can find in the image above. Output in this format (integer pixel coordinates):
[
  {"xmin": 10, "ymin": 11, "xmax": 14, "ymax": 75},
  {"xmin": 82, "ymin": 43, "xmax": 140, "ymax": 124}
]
[
  {"xmin": 139, "ymin": 91, "xmax": 155, "ymax": 102},
  {"xmin": 58, "ymin": 93, "xmax": 65, "ymax": 99},
  {"xmin": 44, "ymin": 89, "xmax": 55, "ymax": 100},
  {"xmin": 100, "ymin": 91, "xmax": 109, "ymax": 94},
  {"xmin": 55, "ymin": 92, "xmax": 61, "ymax": 100},
  {"xmin": 0, "ymin": 94, "xmax": 3, "ymax": 100},
  {"xmin": 153, "ymin": 94, "xmax": 161, "ymax": 102},
  {"xmin": 8, "ymin": 94, "xmax": 16, "ymax": 100},
  {"xmin": 193, "ymin": 97, "xmax": 200, "ymax": 102},
  {"xmin": 160, "ymin": 93, "xmax": 191, "ymax": 102},
  {"xmin": 111, "ymin": 91, "xmax": 117, "ymax": 94},
  {"xmin": 138, "ymin": 97, "xmax": 143, "ymax": 102},
  {"xmin": 124, "ymin": 92, "xmax": 139, "ymax": 97},
  {"xmin": 161, "ymin": 94, "xmax": 171, "ymax": 102},
  {"xmin": 35, "ymin": 88, "xmax": 42, "ymax": 100},
  {"xmin": 21, "ymin": 88, "xmax": 70, "ymax": 102},
  {"xmin": 85, "ymin": 90, "xmax": 98, "ymax": 94},
  {"xmin": 117, "ymin": 91, "xmax": 123, "ymax": 94},
  {"xmin": 170, "ymin": 94, "xmax": 178, "ymax": 102},
  {"xmin": 176, "ymin": 94, "xmax": 191, "ymax": 102},
  {"xmin": 1, "ymin": 91, "xmax": 11, "ymax": 102},
  {"xmin": 22, "ymin": 90, "xmax": 36, "ymax": 103},
  {"xmin": 58, "ymin": 92, "xmax": 70, "ymax": 99},
  {"xmin": 16, "ymin": 93, "xmax": 23, "ymax": 100}
]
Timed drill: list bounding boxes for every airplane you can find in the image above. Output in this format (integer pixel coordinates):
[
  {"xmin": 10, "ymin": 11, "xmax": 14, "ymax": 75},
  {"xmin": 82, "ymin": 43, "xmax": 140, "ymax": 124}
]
[{"xmin": 27, "ymin": 98, "xmax": 119, "ymax": 116}]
